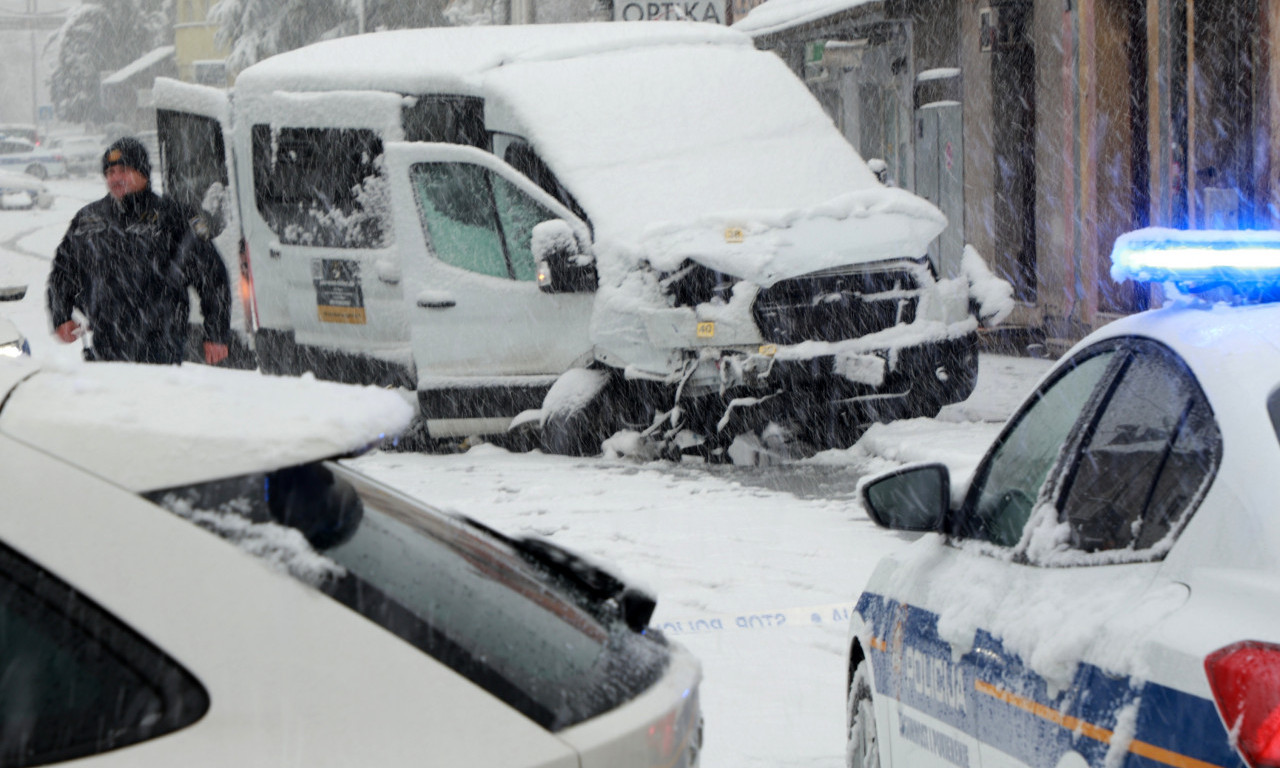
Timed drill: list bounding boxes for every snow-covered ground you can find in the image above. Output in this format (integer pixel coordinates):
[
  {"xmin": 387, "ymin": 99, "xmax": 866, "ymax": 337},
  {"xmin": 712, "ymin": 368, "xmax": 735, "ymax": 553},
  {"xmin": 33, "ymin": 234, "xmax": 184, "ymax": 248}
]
[{"xmin": 0, "ymin": 176, "xmax": 1052, "ymax": 768}]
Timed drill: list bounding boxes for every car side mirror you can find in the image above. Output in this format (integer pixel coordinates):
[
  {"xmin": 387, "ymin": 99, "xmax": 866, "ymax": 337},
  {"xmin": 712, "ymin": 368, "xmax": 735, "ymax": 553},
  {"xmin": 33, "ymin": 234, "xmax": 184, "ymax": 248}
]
[
  {"xmin": 860, "ymin": 463, "xmax": 950, "ymax": 532},
  {"xmin": 533, "ymin": 219, "xmax": 596, "ymax": 293},
  {"xmin": 867, "ymin": 158, "xmax": 890, "ymax": 185}
]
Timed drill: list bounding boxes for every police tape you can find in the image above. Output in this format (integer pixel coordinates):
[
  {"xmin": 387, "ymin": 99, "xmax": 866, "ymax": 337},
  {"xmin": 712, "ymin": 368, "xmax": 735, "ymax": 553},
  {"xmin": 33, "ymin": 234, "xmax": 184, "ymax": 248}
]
[{"xmin": 653, "ymin": 602, "xmax": 857, "ymax": 636}]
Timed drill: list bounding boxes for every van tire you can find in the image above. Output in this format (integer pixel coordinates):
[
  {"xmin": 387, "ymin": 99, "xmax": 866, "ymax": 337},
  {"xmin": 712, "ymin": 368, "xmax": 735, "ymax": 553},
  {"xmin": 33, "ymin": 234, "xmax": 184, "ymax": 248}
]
[
  {"xmin": 541, "ymin": 406, "xmax": 608, "ymax": 457},
  {"xmin": 540, "ymin": 369, "xmax": 628, "ymax": 457}
]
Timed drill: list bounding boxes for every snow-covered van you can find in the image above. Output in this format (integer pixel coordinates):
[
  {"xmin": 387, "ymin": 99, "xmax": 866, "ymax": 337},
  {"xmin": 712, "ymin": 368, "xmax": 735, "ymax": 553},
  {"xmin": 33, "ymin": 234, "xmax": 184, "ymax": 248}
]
[{"xmin": 155, "ymin": 23, "xmax": 1009, "ymax": 456}]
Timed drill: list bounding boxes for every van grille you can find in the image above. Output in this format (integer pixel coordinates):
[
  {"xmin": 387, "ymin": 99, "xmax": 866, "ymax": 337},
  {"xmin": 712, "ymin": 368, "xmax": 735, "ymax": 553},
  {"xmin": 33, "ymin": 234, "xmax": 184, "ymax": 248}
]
[{"xmin": 752, "ymin": 265, "xmax": 920, "ymax": 344}]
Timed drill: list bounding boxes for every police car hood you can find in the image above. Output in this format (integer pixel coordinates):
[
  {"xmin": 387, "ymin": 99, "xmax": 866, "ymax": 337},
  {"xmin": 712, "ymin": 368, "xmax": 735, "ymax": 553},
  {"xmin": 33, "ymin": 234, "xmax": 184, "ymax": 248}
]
[
  {"xmin": 630, "ymin": 187, "xmax": 947, "ymax": 285},
  {"xmin": 0, "ymin": 359, "xmax": 413, "ymax": 492}
]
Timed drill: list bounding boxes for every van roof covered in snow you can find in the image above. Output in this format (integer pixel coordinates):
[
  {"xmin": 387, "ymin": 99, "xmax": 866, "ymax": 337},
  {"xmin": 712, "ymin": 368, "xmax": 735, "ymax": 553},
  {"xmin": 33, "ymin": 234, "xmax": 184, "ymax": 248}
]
[{"xmin": 234, "ymin": 22, "xmax": 747, "ymax": 96}]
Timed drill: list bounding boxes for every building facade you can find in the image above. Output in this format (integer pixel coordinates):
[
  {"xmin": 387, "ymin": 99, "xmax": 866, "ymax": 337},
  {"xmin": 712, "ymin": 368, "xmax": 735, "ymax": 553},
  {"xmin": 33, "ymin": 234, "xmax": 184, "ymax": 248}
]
[{"xmin": 747, "ymin": 0, "xmax": 1280, "ymax": 351}]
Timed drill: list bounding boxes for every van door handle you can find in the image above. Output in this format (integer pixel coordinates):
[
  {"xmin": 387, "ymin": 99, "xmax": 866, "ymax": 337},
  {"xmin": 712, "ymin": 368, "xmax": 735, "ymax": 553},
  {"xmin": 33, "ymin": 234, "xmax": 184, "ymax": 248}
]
[{"xmin": 417, "ymin": 298, "xmax": 457, "ymax": 308}]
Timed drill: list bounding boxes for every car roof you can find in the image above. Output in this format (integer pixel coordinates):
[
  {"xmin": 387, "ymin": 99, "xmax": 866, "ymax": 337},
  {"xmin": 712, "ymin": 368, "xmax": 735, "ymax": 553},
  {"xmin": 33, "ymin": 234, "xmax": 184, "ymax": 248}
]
[
  {"xmin": 1075, "ymin": 299, "xmax": 1280, "ymax": 410},
  {"xmin": 0, "ymin": 359, "xmax": 413, "ymax": 492}
]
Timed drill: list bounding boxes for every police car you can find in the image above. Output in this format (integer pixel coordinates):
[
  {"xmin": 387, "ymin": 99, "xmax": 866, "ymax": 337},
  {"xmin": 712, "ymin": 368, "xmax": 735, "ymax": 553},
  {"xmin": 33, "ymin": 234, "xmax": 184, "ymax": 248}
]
[
  {"xmin": 0, "ymin": 359, "xmax": 702, "ymax": 767},
  {"xmin": 846, "ymin": 228, "xmax": 1280, "ymax": 768}
]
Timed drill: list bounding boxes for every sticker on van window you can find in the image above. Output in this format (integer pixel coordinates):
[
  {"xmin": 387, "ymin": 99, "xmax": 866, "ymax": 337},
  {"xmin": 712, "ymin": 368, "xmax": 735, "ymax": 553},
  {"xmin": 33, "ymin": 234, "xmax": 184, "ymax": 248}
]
[{"xmin": 312, "ymin": 259, "xmax": 366, "ymax": 324}]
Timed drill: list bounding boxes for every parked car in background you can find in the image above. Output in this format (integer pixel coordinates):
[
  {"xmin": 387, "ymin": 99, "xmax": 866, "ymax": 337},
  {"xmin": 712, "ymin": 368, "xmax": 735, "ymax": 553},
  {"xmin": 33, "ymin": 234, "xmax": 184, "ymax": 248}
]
[
  {"xmin": 0, "ymin": 357, "xmax": 704, "ymax": 768},
  {"xmin": 0, "ymin": 123, "xmax": 39, "ymax": 146},
  {"xmin": 0, "ymin": 137, "xmax": 66, "ymax": 179},
  {"xmin": 0, "ymin": 168, "xmax": 53, "ymax": 210},
  {"xmin": 47, "ymin": 134, "xmax": 106, "ymax": 175},
  {"xmin": 845, "ymin": 228, "xmax": 1280, "ymax": 768}
]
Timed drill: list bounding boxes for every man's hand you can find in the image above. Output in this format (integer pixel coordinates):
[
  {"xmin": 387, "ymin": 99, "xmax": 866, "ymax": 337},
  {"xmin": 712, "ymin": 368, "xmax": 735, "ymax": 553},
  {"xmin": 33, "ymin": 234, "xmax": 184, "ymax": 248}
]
[
  {"xmin": 203, "ymin": 341, "xmax": 229, "ymax": 365},
  {"xmin": 54, "ymin": 320, "xmax": 82, "ymax": 343}
]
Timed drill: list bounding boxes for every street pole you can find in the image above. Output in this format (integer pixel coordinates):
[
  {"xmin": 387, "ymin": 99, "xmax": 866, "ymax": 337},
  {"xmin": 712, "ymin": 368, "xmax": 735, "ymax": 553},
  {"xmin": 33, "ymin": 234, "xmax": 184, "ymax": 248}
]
[{"xmin": 30, "ymin": 0, "xmax": 38, "ymax": 127}]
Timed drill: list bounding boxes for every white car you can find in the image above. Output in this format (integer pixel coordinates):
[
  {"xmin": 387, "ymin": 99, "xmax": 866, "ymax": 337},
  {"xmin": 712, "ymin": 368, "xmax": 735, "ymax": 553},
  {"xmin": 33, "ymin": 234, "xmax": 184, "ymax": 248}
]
[
  {"xmin": 0, "ymin": 168, "xmax": 53, "ymax": 210},
  {"xmin": 48, "ymin": 134, "xmax": 106, "ymax": 176},
  {"xmin": 0, "ymin": 359, "xmax": 702, "ymax": 767},
  {"xmin": 845, "ymin": 228, "xmax": 1280, "ymax": 768},
  {"xmin": 0, "ymin": 137, "xmax": 67, "ymax": 179}
]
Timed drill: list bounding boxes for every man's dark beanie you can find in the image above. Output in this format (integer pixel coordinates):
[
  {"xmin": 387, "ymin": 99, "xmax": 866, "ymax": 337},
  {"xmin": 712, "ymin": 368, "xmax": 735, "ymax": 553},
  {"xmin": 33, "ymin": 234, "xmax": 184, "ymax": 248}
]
[{"xmin": 102, "ymin": 137, "xmax": 150, "ymax": 179}]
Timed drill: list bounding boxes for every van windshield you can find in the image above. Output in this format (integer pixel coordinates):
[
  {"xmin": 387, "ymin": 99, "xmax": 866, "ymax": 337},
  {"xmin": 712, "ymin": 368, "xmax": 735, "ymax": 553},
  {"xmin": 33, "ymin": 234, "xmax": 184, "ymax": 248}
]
[
  {"xmin": 251, "ymin": 126, "xmax": 388, "ymax": 248},
  {"xmin": 144, "ymin": 461, "xmax": 667, "ymax": 731}
]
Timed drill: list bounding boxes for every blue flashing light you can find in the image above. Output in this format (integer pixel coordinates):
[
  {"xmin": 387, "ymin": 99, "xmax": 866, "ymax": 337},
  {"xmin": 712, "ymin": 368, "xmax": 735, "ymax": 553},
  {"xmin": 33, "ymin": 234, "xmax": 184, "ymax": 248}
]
[{"xmin": 1110, "ymin": 228, "xmax": 1280, "ymax": 295}]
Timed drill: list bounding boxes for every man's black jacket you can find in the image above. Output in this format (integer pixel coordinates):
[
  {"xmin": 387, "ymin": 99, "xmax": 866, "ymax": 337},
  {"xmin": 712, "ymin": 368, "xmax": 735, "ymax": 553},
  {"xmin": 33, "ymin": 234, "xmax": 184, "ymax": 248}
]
[{"xmin": 47, "ymin": 188, "xmax": 231, "ymax": 364}]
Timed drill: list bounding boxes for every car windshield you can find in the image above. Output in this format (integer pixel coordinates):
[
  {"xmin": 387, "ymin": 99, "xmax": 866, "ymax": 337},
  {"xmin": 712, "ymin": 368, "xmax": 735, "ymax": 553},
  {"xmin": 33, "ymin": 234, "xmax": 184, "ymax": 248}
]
[{"xmin": 144, "ymin": 461, "xmax": 668, "ymax": 731}]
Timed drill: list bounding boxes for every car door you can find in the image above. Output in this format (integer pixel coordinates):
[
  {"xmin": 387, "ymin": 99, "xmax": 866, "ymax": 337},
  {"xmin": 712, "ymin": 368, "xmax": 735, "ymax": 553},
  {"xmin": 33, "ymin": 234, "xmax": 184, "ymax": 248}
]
[
  {"xmin": 384, "ymin": 143, "xmax": 594, "ymax": 431},
  {"xmin": 951, "ymin": 337, "xmax": 1219, "ymax": 768},
  {"xmin": 154, "ymin": 80, "xmax": 251, "ymax": 337}
]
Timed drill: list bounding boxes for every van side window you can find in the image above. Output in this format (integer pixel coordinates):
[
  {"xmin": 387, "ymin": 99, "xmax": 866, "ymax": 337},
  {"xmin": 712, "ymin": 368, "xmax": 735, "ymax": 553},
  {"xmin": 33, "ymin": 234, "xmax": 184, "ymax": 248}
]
[
  {"xmin": 251, "ymin": 126, "xmax": 387, "ymax": 248},
  {"xmin": 0, "ymin": 542, "xmax": 208, "ymax": 766},
  {"xmin": 402, "ymin": 96, "xmax": 489, "ymax": 149},
  {"xmin": 409, "ymin": 162, "xmax": 557, "ymax": 282},
  {"xmin": 503, "ymin": 141, "xmax": 589, "ymax": 224}
]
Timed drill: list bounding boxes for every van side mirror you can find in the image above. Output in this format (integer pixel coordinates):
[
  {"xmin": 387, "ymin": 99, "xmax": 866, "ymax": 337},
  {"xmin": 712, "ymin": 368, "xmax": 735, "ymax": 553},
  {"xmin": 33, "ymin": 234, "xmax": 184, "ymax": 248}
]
[
  {"xmin": 867, "ymin": 158, "xmax": 890, "ymax": 185},
  {"xmin": 533, "ymin": 219, "xmax": 597, "ymax": 293},
  {"xmin": 860, "ymin": 463, "xmax": 950, "ymax": 532}
]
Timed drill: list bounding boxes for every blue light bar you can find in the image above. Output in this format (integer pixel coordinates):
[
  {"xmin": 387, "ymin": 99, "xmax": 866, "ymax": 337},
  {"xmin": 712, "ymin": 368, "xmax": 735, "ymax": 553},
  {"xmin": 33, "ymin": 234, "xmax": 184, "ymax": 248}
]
[{"xmin": 1111, "ymin": 227, "xmax": 1280, "ymax": 286}]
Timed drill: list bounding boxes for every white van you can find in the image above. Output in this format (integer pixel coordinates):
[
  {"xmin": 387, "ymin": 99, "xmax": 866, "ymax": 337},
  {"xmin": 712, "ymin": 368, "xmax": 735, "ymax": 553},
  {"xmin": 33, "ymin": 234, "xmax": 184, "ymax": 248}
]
[{"xmin": 156, "ymin": 22, "xmax": 1009, "ymax": 456}]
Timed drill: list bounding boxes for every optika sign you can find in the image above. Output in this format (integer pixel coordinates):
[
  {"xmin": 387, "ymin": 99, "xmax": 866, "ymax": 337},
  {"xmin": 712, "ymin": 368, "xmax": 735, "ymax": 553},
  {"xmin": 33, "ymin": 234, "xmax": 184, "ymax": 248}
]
[{"xmin": 615, "ymin": 0, "xmax": 726, "ymax": 23}]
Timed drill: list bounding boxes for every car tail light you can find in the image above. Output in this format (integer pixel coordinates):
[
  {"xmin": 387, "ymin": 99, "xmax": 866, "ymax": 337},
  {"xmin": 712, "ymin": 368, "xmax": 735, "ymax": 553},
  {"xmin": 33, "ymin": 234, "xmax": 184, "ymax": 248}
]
[
  {"xmin": 238, "ymin": 236, "xmax": 259, "ymax": 330},
  {"xmin": 1206, "ymin": 641, "xmax": 1280, "ymax": 768}
]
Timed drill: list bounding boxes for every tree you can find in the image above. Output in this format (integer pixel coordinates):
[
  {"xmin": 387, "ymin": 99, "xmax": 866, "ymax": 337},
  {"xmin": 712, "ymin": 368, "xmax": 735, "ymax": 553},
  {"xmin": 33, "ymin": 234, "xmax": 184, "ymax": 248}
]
[
  {"xmin": 210, "ymin": 0, "xmax": 354, "ymax": 74},
  {"xmin": 47, "ymin": 0, "xmax": 170, "ymax": 125},
  {"xmin": 210, "ymin": 0, "xmax": 450, "ymax": 74}
]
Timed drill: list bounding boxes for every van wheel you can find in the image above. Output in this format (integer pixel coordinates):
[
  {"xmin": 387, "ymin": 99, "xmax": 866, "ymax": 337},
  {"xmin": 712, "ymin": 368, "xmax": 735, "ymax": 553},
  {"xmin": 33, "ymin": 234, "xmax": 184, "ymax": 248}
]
[
  {"xmin": 539, "ymin": 368, "xmax": 624, "ymax": 457},
  {"xmin": 847, "ymin": 660, "xmax": 880, "ymax": 768},
  {"xmin": 542, "ymin": 406, "xmax": 607, "ymax": 456},
  {"xmin": 24, "ymin": 164, "xmax": 46, "ymax": 180}
]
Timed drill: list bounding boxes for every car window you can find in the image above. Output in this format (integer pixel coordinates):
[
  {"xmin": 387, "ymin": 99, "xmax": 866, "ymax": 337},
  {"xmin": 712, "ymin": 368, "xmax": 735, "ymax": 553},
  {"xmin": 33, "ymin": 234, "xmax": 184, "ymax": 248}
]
[
  {"xmin": 1058, "ymin": 339, "xmax": 1220, "ymax": 552},
  {"xmin": 0, "ymin": 542, "xmax": 208, "ymax": 767},
  {"xmin": 146, "ymin": 461, "xmax": 668, "ymax": 731},
  {"xmin": 963, "ymin": 348, "xmax": 1116, "ymax": 546},
  {"xmin": 251, "ymin": 125, "xmax": 387, "ymax": 248},
  {"xmin": 491, "ymin": 173, "xmax": 557, "ymax": 281},
  {"xmin": 410, "ymin": 162, "xmax": 553, "ymax": 282},
  {"xmin": 158, "ymin": 110, "xmax": 229, "ymax": 237},
  {"xmin": 401, "ymin": 95, "xmax": 489, "ymax": 149},
  {"xmin": 410, "ymin": 162, "xmax": 511, "ymax": 278}
]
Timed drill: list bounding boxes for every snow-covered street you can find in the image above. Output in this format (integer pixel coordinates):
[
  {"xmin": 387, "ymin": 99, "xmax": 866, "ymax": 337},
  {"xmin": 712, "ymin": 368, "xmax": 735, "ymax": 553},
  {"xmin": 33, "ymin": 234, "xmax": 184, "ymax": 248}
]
[{"xmin": 0, "ymin": 175, "xmax": 1053, "ymax": 767}]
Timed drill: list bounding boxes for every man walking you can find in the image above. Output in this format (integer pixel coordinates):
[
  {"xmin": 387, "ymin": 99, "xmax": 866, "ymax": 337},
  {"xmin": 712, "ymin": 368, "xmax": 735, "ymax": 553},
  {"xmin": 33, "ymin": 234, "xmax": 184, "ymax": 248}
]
[{"xmin": 47, "ymin": 136, "xmax": 231, "ymax": 365}]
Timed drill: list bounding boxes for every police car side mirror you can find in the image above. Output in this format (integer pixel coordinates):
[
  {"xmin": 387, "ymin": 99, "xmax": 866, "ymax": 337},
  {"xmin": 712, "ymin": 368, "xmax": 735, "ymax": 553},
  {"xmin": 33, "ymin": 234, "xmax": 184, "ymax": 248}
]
[
  {"xmin": 860, "ymin": 463, "xmax": 950, "ymax": 532},
  {"xmin": 534, "ymin": 219, "xmax": 597, "ymax": 294}
]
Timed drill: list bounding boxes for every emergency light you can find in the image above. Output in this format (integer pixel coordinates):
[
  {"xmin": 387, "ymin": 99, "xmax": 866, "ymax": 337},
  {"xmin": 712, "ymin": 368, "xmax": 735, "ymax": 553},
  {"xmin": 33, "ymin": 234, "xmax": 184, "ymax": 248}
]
[{"xmin": 1111, "ymin": 228, "xmax": 1280, "ymax": 297}]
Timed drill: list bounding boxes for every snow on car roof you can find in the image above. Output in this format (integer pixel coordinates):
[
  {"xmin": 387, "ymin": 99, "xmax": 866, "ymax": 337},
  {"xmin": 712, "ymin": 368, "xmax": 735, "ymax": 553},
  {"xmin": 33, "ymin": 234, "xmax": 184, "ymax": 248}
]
[
  {"xmin": 234, "ymin": 22, "xmax": 748, "ymax": 96},
  {"xmin": 0, "ymin": 359, "xmax": 414, "ymax": 492}
]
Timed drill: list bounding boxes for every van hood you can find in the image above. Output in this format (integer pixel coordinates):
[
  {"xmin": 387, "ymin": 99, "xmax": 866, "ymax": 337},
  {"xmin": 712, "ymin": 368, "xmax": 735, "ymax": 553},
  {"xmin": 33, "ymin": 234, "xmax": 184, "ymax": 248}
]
[{"xmin": 628, "ymin": 187, "xmax": 948, "ymax": 286}]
